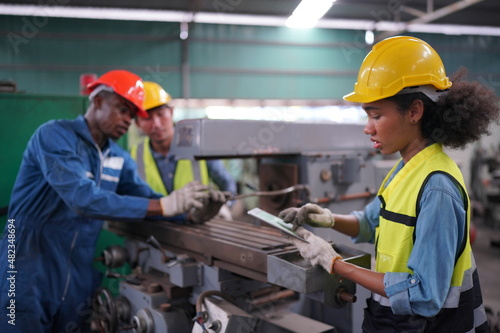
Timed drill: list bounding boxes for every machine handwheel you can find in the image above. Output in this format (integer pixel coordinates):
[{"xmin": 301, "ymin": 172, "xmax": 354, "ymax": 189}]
[{"xmin": 91, "ymin": 287, "xmax": 118, "ymax": 333}]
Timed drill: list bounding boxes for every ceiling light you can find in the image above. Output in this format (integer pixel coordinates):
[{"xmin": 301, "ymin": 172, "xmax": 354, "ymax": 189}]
[
  {"xmin": 180, "ymin": 21, "xmax": 189, "ymax": 40},
  {"xmin": 365, "ymin": 30, "xmax": 374, "ymax": 45},
  {"xmin": 286, "ymin": 0, "xmax": 336, "ymax": 29},
  {"xmin": 2, "ymin": 4, "xmax": 500, "ymax": 37}
]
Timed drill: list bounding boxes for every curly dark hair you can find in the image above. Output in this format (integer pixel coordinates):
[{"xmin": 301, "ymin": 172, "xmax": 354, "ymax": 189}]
[{"xmin": 386, "ymin": 68, "xmax": 500, "ymax": 149}]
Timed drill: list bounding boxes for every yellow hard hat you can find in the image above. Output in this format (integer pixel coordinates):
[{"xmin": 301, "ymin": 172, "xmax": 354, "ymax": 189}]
[
  {"xmin": 143, "ymin": 81, "xmax": 172, "ymax": 111},
  {"xmin": 343, "ymin": 36, "xmax": 452, "ymax": 103}
]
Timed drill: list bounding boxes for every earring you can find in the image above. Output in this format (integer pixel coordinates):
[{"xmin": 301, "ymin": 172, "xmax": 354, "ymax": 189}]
[{"xmin": 410, "ymin": 119, "xmax": 416, "ymax": 124}]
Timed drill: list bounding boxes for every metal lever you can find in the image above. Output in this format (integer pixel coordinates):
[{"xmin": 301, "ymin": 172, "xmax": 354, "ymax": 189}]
[
  {"xmin": 336, "ymin": 288, "xmax": 357, "ymax": 303},
  {"xmin": 146, "ymin": 235, "xmax": 171, "ymax": 263}
]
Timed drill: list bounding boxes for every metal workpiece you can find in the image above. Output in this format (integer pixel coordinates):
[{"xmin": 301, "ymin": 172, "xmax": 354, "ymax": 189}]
[{"xmin": 267, "ymin": 244, "xmax": 371, "ymax": 308}]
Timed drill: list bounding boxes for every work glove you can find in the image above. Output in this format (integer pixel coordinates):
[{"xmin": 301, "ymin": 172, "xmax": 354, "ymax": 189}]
[
  {"xmin": 291, "ymin": 227, "xmax": 342, "ymax": 274},
  {"xmin": 279, "ymin": 203, "xmax": 335, "ymax": 231},
  {"xmin": 189, "ymin": 189, "xmax": 231, "ymax": 224},
  {"xmin": 160, "ymin": 181, "xmax": 210, "ymax": 217},
  {"xmin": 216, "ymin": 204, "xmax": 233, "ymax": 221}
]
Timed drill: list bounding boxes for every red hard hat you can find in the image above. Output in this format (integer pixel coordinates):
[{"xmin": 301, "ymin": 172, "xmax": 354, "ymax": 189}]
[{"xmin": 87, "ymin": 70, "xmax": 147, "ymax": 118}]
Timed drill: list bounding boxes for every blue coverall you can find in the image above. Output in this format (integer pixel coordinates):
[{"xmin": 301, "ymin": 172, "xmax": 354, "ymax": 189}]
[{"xmin": 0, "ymin": 115, "xmax": 162, "ymax": 332}]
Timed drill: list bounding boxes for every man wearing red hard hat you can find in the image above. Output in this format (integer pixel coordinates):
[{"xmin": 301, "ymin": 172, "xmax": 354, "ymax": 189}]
[{"xmin": 0, "ymin": 70, "xmax": 227, "ymax": 332}]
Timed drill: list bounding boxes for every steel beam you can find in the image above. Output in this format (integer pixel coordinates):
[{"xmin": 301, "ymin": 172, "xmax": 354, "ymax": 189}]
[{"xmin": 377, "ymin": 0, "xmax": 486, "ymax": 41}]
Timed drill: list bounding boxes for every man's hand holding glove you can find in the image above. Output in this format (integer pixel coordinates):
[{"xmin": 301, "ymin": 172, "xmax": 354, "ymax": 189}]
[
  {"xmin": 279, "ymin": 203, "xmax": 335, "ymax": 231},
  {"xmin": 291, "ymin": 227, "xmax": 342, "ymax": 274},
  {"xmin": 159, "ymin": 181, "xmax": 210, "ymax": 217},
  {"xmin": 189, "ymin": 189, "xmax": 231, "ymax": 223}
]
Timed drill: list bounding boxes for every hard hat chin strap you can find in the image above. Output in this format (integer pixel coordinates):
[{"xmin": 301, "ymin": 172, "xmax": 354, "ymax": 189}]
[
  {"xmin": 396, "ymin": 85, "xmax": 449, "ymax": 103},
  {"xmin": 89, "ymin": 85, "xmax": 115, "ymax": 102}
]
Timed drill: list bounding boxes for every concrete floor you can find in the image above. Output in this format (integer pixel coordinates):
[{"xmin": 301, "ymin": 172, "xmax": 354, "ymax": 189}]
[{"xmin": 473, "ymin": 225, "xmax": 500, "ymax": 316}]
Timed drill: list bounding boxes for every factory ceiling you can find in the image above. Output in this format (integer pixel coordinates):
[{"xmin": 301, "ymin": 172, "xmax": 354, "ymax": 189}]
[{"xmin": 1, "ymin": 0, "xmax": 500, "ymax": 37}]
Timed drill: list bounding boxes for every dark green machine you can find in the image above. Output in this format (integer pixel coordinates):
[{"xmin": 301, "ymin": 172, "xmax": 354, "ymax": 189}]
[{"xmin": 0, "ymin": 93, "xmax": 129, "ymax": 293}]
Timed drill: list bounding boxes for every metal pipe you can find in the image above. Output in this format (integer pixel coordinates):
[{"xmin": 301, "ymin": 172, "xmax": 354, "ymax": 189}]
[
  {"xmin": 314, "ymin": 191, "xmax": 374, "ymax": 204},
  {"xmin": 228, "ymin": 184, "xmax": 310, "ymax": 201},
  {"xmin": 195, "ymin": 290, "xmax": 235, "ymax": 313},
  {"xmin": 249, "ymin": 289, "xmax": 296, "ymax": 307},
  {"xmin": 337, "ymin": 289, "xmax": 357, "ymax": 303}
]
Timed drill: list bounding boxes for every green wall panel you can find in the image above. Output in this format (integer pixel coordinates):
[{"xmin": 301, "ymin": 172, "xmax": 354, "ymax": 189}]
[
  {"xmin": 1, "ymin": 15, "xmax": 500, "ymax": 99},
  {"xmin": 190, "ymin": 23, "xmax": 361, "ymax": 44},
  {"xmin": 190, "ymin": 72, "xmax": 355, "ymax": 99},
  {"xmin": 189, "ymin": 42, "xmax": 363, "ymax": 71},
  {"xmin": 0, "ymin": 68, "xmax": 182, "ymax": 97},
  {"xmin": 188, "ymin": 23, "xmax": 368, "ymax": 99},
  {"xmin": 0, "ymin": 94, "xmax": 87, "ymax": 213},
  {"xmin": 0, "ymin": 15, "xmax": 182, "ymax": 96}
]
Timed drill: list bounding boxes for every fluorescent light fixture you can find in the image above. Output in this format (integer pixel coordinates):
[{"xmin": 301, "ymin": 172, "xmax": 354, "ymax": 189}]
[
  {"xmin": 180, "ymin": 21, "xmax": 189, "ymax": 40},
  {"xmin": 2, "ymin": 4, "xmax": 500, "ymax": 37},
  {"xmin": 286, "ymin": 0, "xmax": 336, "ymax": 29},
  {"xmin": 365, "ymin": 30, "xmax": 374, "ymax": 45}
]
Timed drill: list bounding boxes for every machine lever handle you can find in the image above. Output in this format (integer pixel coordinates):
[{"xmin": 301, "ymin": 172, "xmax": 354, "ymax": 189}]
[
  {"xmin": 337, "ymin": 289, "xmax": 357, "ymax": 303},
  {"xmin": 146, "ymin": 235, "xmax": 171, "ymax": 263}
]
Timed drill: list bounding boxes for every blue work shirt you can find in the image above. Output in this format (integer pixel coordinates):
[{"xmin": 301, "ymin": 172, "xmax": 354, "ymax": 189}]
[{"xmin": 352, "ymin": 160, "xmax": 467, "ymax": 317}]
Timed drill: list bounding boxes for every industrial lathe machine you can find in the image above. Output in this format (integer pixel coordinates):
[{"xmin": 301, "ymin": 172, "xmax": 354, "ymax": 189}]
[{"xmin": 92, "ymin": 119, "xmax": 393, "ymax": 333}]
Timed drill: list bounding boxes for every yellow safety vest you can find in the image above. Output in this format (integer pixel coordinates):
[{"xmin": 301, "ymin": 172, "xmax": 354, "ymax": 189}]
[
  {"xmin": 376, "ymin": 143, "xmax": 471, "ymax": 287},
  {"xmin": 130, "ymin": 137, "xmax": 209, "ymax": 196}
]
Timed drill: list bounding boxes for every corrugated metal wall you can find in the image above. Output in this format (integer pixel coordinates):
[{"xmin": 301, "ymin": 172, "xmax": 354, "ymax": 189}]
[
  {"xmin": 0, "ymin": 16, "xmax": 182, "ymax": 96},
  {"xmin": 2, "ymin": 15, "xmax": 500, "ymax": 99}
]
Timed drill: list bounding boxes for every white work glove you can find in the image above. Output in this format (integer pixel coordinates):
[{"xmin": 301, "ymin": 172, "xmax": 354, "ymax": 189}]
[
  {"xmin": 216, "ymin": 204, "xmax": 233, "ymax": 221},
  {"xmin": 279, "ymin": 203, "xmax": 335, "ymax": 231},
  {"xmin": 291, "ymin": 227, "xmax": 342, "ymax": 274},
  {"xmin": 189, "ymin": 189, "xmax": 231, "ymax": 224},
  {"xmin": 160, "ymin": 181, "xmax": 210, "ymax": 217}
]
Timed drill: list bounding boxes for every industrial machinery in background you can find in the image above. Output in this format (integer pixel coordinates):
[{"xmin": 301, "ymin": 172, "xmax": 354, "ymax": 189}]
[{"xmin": 92, "ymin": 119, "xmax": 394, "ymax": 333}]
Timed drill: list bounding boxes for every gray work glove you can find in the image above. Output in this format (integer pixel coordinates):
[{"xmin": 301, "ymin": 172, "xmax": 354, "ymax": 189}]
[
  {"xmin": 159, "ymin": 181, "xmax": 210, "ymax": 217},
  {"xmin": 279, "ymin": 203, "xmax": 335, "ymax": 231},
  {"xmin": 291, "ymin": 227, "xmax": 342, "ymax": 274},
  {"xmin": 189, "ymin": 189, "xmax": 231, "ymax": 224}
]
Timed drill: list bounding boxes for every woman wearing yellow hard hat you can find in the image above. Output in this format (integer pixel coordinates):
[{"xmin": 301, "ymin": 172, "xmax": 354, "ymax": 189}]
[{"xmin": 280, "ymin": 36, "xmax": 499, "ymax": 332}]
